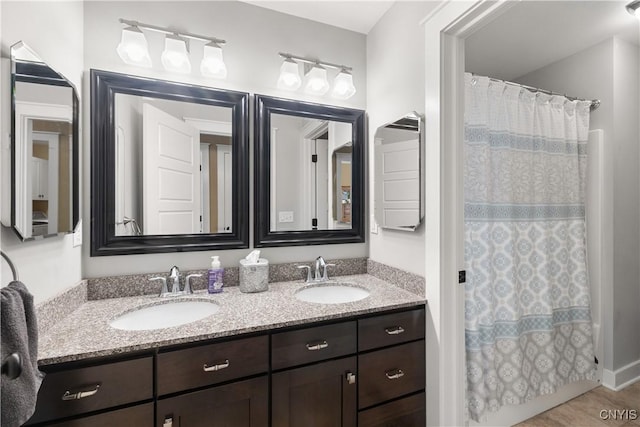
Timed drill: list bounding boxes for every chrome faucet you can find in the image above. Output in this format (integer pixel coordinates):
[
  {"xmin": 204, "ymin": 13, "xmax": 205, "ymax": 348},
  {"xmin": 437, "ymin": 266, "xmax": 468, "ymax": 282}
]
[
  {"xmin": 150, "ymin": 266, "xmax": 201, "ymax": 297},
  {"xmin": 297, "ymin": 256, "xmax": 336, "ymax": 283},
  {"xmin": 168, "ymin": 266, "xmax": 181, "ymax": 293}
]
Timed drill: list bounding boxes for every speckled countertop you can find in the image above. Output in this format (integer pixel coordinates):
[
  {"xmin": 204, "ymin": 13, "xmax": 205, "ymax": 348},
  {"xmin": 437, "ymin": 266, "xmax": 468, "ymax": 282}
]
[{"xmin": 38, "ymin": 274, "xmax": 425, "ymax": 366}]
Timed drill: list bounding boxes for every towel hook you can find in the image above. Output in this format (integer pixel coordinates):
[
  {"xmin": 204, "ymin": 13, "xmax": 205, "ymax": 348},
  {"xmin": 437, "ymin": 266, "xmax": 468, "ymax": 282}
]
[{"xmin": 1, "ymin": 251, "xmax": 19, "ymax": 282}]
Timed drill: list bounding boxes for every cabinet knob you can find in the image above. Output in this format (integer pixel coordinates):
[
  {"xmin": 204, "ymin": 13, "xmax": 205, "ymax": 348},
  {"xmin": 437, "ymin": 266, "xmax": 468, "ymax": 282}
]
[
  {"xmin": 346, "ymin": 372, "xmax": 356, "ymax": 385},
  {"xmin": 163, "ymin": 417, "xmax": 173, "ymax": 427}
]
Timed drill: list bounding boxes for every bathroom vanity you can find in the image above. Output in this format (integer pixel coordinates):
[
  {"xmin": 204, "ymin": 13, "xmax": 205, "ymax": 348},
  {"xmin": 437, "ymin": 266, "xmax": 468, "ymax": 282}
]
[{"xmin": 27, "ymin": 276, "xmax": 425, "ymax": 426}]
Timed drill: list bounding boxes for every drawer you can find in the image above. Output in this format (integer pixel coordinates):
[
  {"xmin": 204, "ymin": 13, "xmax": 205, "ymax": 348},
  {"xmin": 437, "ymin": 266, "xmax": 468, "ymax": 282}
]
[
  {"xmin": 358, "ymin": 308, "xmax": 425, "ymax": 352},
  {"xmin": 157, "ymin": 335, "xmax": 268, "ymax": 396},
  {"xmin": 358, "ymin": 392, "xmax": 425, "ymax": 427},
  {"xmin": 272, "ymin": 321, "xmax": 357, "ymax": 370},
  {"xmin": 48, "ymin": 403, "xmax": 154, "ymax": 426},
  {"xmin": 27, "ymin": 357, "xmax": 153, "ymax": 424},
  {"xmin": 358, "ymin": 340, "xmax": 425, "ymax": 409}
]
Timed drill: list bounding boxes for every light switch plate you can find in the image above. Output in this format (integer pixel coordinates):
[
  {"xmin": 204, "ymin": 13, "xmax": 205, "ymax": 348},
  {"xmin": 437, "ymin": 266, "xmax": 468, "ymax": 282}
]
[
  {"xmin": 73, "ymin": 219, "xmax": 82, "ymax": 247},
  {"xmin": 278, "ymin": 211, "xmax": 294, "ymax": 223}
]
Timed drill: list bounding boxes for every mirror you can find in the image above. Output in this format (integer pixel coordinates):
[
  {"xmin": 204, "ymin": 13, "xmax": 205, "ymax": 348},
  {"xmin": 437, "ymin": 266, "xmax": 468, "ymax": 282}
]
[
  {"xmin": 374, "ymin": 113, "xmax": 424, "ymax": 231},
  {"xmin": 10, "ymin": 41, "xmax": 80, "ymax": 241},
  {"xmin": 91, "ymin": 70, "xmax": 249, "ymax": 256},
  {"xmin": 255, "ymin": 95, "xmax": 365, "ymax": 247}
]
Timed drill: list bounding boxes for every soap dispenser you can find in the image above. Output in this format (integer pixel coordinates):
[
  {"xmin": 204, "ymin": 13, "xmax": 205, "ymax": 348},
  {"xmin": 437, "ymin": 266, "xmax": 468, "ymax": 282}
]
[{"xmin": 208, "ymin": 256, "xmax": 224, "ymax": 293}]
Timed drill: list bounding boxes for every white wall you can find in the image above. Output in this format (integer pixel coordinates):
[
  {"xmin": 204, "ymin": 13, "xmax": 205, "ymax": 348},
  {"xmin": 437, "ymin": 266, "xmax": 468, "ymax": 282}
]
[
  {"xmin": 516, "ymin": 37, "xmax": 640, "ymax": 377},
  {"xmin": 82, "ymin": 1, "xmax": 367, "ymax": 277},
  {"xmin": 366, "ymin": 1, "xmax": 439, "ymax": 277},
  {"xmin": 1, "ymin": 1, "xmax": 83, "ymax": 303}
]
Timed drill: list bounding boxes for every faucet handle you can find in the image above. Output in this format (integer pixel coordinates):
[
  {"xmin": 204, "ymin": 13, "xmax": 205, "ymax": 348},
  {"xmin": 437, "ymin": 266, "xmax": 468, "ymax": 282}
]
[
  {"xmin": 323, "ymin": 263, "xmax": 336, "ymax": 280},
  {"xmin": 150, "ymin": 277, "xmax": 168, "ymax": 296},
  {"xmin": 184, "ymin": 274, "xmax": 202, "ymax": 294},
  {"xmin": 297, "ymin": 265, "xmax": 312, "ymax": 283}
]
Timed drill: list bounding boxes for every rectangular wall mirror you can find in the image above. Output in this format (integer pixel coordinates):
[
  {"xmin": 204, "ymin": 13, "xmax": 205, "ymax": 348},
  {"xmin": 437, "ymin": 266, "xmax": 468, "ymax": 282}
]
[
  {"xmin": 10, "ymin": 41, "xmax": 80, "ymax": 241},
  {"xmin": 374, "ymin": 112, "xmax": 424, "ymax": 231},
  {"xmin": 254, "ymin": 95, "xmax": 365, "ymax": 247},
  {"xmin": 91, "ymin": 70, "xmax": 249, "ymax": 255}
]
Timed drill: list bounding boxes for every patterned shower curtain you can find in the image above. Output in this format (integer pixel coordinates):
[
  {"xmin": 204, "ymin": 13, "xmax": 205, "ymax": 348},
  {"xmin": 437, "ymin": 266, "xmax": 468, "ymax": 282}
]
[{"xmin": 464, "ymin": 73, "xmax": 597, "ymax": 422}]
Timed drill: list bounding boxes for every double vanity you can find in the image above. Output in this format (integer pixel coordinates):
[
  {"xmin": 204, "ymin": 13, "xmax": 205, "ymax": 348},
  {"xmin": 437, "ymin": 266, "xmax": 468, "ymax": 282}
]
[{"xmin": 29, "ymin": 272, "xmax": 425, "ymax": 426}]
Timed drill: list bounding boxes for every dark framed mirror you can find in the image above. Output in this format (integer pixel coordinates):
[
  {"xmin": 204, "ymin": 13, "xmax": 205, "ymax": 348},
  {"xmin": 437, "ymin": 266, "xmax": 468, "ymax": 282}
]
[
  {"xmin": 91, "ymin": 70, "xmax": 249, "ymax": 256},
  {"xmin": 10, "ymin": 41, "xmax": 80, "ymax": 241},
  {"xmin": 254, "ymin": 95, "xmax": 365, "ymax": 247}
]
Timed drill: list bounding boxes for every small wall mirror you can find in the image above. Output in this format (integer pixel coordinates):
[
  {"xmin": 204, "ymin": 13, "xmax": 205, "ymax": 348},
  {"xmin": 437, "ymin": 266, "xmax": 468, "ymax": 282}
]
[
  {"xmin": 254, "ymin": 95, "xmax": 365, "ymax": 247},
  {"xmin": 91, "ymin": 70, "xmax": 249, "ymax": 255},
  {"xmin": 10, "ymin": 41, "xmax": 80, "ymax": 241},
  {"xmin": 374, "ymin": 112, "xmax": 424, "ymax": 231}
]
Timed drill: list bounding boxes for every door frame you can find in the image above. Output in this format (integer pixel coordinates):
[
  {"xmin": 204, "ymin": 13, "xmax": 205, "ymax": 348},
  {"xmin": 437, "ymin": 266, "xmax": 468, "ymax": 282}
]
[{"xmin": 421, "ymin": 1, "xmax": 516, "ymax": 425}]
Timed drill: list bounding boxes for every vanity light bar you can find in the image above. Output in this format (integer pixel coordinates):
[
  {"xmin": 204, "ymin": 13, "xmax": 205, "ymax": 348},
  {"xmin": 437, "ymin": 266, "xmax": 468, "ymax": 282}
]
[
  {"xmin": 277, "ymin": 53, "xmax": 356, "ymax": 99},
  {"xmin": 119, "ymin": 19, "xmax": 226, "ymax": 45},
  {"xmin": 278, "ymin": 52, "xmax": 351, "ymax": 72}
]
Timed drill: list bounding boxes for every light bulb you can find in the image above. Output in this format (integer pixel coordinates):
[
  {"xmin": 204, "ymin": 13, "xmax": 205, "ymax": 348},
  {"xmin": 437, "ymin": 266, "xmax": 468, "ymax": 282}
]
[
  {"xmin": 201, "ymin": 42, "xmax": 227, "ymax": 79},
  {"xmin": 303, "ymin": 65, "xmax": 329, "ymax": 96},
  {"xmin": 331, "ymin": 69, "xmax": 356, "ymax": 100},
  {"xmin": 161, "ymin": 35, "xmax": 191, "ymax": 73},
  {"xmin": 277, "ymin": 58, "xmax": 301, "ymax": 91},
  {"xmin": 116, "ymin": 26, "xmax": 152, "ymax": 67}
]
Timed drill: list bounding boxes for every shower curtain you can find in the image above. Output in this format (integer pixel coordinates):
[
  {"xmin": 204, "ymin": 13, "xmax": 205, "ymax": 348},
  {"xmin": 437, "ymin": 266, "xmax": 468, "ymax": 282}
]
[{"xmin": 464, "ymin": 73, "xmax": 596, "ymax": 422}]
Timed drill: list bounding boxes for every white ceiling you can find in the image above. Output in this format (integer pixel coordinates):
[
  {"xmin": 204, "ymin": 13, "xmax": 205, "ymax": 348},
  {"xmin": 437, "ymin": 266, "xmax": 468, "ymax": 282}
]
[
  {"xmin": 465, "ymin": 1, "xmax": 639, "ymax": 81},
  {"xmin": 242, "ymin": 0, "xmax": 395, "ymax": 34}
]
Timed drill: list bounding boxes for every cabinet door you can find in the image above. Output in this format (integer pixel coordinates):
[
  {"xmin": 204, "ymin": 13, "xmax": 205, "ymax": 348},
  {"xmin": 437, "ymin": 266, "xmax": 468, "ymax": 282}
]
[
  {"xmin": 157, "ymin": 376, "xmax": 268, "ymax": 427},
  {"xmin": 272, "ymin": 356, "xmax": 357, "ymax": 427}
]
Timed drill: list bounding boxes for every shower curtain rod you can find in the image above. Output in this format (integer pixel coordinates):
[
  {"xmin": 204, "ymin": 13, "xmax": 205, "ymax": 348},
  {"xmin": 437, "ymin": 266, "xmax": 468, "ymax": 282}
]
[{"xmin": 472, "ymin": 74, "xmax": 601, "ymax": 111}]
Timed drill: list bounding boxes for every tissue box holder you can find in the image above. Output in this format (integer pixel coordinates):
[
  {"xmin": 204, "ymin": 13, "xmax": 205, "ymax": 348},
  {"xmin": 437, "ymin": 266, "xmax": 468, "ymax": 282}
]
[{"xmin": 239, "ymin": 259, "xmax": 269, "ymax": 293}]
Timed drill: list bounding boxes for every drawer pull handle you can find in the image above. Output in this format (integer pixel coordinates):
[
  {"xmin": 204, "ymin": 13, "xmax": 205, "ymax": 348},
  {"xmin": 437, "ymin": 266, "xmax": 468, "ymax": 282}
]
[
  {"xmin": 306, "ymin": 340, "xmax": 329, "ymax": 351},
  {"xmin": 385, "ymin": 326, "xmax": 405, "ymax": 335},
  {"xmin": 203, "ymin": 360, "xmax": 230, "ymax": 372},
  {"xmin": 62, "ymin": 384, "xmax": 100, "ymax": 401},
  {"xmin": 385, "ymin": 369, "xmax": 405, "ymax": 380}
]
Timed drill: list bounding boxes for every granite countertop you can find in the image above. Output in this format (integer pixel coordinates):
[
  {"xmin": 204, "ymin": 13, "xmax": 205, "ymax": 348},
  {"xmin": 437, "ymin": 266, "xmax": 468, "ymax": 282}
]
[{"xmin": 38, "ymin": 274, "xmax": 425, "ymax": 366}]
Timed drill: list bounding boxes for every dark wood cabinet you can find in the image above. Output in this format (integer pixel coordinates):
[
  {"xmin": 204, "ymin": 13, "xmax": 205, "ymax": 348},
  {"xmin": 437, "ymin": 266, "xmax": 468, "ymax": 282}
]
[
  {"xmin": 272, "ymin": 356, "xmax": 357, "ymax": 427},
  {"xmin": 48, "ymin": 403, "xmax": 154, "ymax": 427},
  {"xmin": 26, "ymin": 356, "xmax": 153, "ymax": 425},
  {"xmin": 157, "ymin": 376, "xmax": 268, "ymax": 427},
  {"xmin": 31, "ymin": 306, "xmax": 425, "ymax": 426}
]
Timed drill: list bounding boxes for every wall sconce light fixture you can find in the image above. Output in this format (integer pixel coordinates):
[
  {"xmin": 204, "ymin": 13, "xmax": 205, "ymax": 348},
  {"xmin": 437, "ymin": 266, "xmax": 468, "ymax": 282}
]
[
  {"xmin": 117, "ymin": 19, "xmax": 227, "ymax": 78},
  {"xmin": 277, "ymin": 53, "xmax": 356, "ymax": 100},
  {"xmin": 626, "ymin": 0, "xmax": 640, "ymax": 17}
]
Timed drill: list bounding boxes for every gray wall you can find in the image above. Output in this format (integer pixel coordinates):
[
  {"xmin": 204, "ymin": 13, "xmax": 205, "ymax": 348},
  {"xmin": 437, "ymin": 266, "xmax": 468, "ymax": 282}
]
[
  {"xmin": 82, "ymin": 1, "xmax": 367, "ymax": 278},
  {"xmin": 1, "ymin": 1, "xmax": 84, "ymax": 303},
  {"xmin": 366, "ymin": 1, "xmax": 439, "ymax": 277},
  {"xmin": 516, "ymin": 37, "xmax": 640, "ymax": 374}
]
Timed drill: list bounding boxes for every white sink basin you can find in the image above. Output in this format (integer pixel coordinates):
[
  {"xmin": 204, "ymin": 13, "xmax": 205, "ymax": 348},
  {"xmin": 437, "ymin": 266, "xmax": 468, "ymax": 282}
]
[
  {"xmin": 295, "ymin": 283, "xmax": 370, "ymax": 304},
  {"xmin": 109, "ymin": 300, "xmax": 220, "ymax": 331}
]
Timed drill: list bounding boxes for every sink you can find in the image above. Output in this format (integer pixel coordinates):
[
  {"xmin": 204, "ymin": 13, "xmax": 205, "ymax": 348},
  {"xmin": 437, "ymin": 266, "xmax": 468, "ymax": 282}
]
[
  {"xmin": 109, "ymin": 300, "xmax": 220, "ymax": 331},
  {"xmin": 295, "ymin": 283, "xmax": 370, "ymax": 304}
]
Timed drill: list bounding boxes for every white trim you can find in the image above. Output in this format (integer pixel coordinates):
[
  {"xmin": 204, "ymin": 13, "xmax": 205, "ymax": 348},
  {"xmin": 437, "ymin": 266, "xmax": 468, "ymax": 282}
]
[
  {"xmin": 183, "ymin": 118, "xmax": 231, "ymax": 136},
  {"xmin": 270, "ymin": 127, "xmax": 278, "ymax": 231},
  {"xmin": 603, "ymin": 360, "xmax": 640, "ymax": 391},
  {"xmin": 200, "ymin": 144, "xmax": 211, "ymax": 233},
  {"xmin": 422, "ymin": 2, "xmax": 519, "ymax": 425},
  {"xmin": 216, "ymin": 144, "xmax": 232, "ymax": 233}
]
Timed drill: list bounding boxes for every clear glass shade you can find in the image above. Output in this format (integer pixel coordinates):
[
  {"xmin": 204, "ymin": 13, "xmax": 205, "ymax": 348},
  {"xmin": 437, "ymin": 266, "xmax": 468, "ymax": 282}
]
[
  {"xmin": 161, "ymin": 35, "xmax": 191, "ymax": 73},
  {"xmin": 303, "ymin": 65, "xmax": 330, "ymax": 96},
  {"xmin": 116, "ymin": 26, "xmax": 152, "ymax": 68},
  {"xmin": 331, "ymin": 70, "xmax": 356, "ymax": 100},
  {"xmin": 277, "ymin": 58, "xmax": 302, "ymax": 91},
  {"xmin": 201, "ymin": 42, "xmax": 227, "ymax": 79}
]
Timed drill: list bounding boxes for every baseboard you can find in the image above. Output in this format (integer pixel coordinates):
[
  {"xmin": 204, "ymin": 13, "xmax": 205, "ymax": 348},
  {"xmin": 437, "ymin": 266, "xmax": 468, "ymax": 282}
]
[{"xmin": 602, "ymin": 359, "xmax": 640, "ymax": 390}]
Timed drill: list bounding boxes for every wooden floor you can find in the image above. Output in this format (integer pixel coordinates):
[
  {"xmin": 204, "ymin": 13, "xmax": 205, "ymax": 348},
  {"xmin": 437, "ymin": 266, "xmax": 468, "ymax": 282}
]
[{"xmin": 515, "ymin": 382, "xmax": 640, "ymax": 427}]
